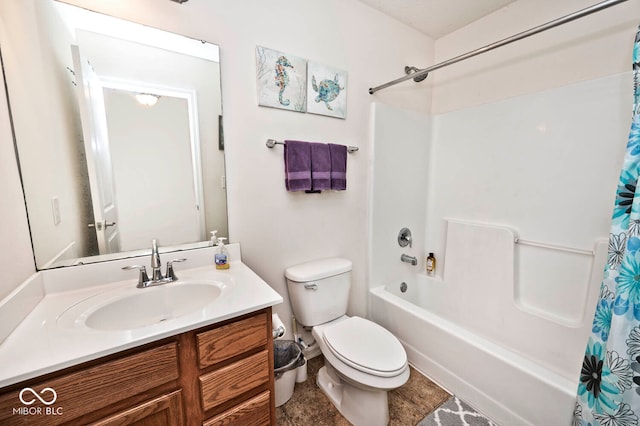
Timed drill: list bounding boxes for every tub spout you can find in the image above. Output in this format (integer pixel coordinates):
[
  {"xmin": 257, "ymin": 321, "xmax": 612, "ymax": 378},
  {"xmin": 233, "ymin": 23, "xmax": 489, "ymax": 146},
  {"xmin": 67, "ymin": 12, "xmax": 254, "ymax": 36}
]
[{"xmin": 401, "ymin": 254, "xmax": 417, "ymax": 266}]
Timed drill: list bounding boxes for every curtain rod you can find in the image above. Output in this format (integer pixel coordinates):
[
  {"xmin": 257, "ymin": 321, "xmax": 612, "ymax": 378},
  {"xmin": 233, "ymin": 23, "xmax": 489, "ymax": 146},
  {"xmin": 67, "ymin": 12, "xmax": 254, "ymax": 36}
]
[{"xmin": 368, "ymin": 0, "xmax": 629, "ymax": 94}]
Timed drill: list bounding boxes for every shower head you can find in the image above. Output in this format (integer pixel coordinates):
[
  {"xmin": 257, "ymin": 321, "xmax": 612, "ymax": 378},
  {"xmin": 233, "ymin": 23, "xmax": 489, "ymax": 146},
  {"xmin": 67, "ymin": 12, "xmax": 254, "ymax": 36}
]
[{"xmin": 404, "ymin": 66, "xmax": 429, "ymax": 83}]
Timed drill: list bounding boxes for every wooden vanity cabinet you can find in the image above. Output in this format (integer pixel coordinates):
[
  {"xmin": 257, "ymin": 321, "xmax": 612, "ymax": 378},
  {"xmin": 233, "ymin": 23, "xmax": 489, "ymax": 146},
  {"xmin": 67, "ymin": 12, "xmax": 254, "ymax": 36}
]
[{"xmin": 0, "ymin": 308, "xmax": 275, "ymax": 426}]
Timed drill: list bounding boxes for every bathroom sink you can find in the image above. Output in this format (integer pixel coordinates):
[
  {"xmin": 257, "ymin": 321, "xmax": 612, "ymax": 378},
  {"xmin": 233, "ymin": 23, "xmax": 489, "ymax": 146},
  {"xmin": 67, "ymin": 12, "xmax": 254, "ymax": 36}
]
[{"xmin": 58, "ymin": 282, "xmax": 225, "ymax": 331}]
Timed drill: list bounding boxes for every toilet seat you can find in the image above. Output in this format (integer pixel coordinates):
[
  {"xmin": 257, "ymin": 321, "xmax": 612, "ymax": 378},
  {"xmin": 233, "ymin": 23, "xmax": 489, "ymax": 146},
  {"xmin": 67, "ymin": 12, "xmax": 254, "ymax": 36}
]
[{"xmin": 322, "ymin": 316, "xmax": 407, "ymax": 378}]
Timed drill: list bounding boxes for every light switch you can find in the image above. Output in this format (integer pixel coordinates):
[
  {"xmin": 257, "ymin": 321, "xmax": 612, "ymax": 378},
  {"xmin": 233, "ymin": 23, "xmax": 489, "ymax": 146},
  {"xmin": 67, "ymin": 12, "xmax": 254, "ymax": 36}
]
[{"xmin": 51, "ymin": 196, "xmax": 61, "ymax": 225}]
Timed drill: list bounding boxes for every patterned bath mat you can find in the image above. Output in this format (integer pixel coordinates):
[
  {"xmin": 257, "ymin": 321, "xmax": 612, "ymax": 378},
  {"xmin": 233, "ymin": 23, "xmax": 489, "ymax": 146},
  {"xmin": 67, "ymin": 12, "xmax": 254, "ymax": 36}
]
[{"xmin": 418, "ymin": 396, "xmax": 498, "ymax": 426}]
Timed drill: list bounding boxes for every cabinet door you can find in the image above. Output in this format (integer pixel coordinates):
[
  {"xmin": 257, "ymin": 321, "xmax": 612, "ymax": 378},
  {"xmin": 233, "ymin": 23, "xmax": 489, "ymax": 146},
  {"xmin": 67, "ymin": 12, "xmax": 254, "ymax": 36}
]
[
  {"xmin": 0, "ymin": 343, "xmax": 179, "ymax": 425},
  {"xmin": 92, "ymin": 390, "xmax": 184, "ymax": 426}
]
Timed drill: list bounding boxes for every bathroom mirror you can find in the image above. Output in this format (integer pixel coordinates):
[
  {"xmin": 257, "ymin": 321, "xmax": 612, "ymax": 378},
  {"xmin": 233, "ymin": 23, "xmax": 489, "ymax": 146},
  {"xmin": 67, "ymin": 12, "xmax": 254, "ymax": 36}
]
[{"xmin": 1, "ymin": 0, "xmax": 227, "ymax": 269}]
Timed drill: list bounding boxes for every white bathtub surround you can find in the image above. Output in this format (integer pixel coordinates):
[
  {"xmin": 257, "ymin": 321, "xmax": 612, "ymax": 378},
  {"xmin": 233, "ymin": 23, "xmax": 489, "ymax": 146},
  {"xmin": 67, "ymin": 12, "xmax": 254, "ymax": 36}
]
[
  {"xmin": 0, "ymin": 243, "xmax": 283, "ymax": 388},
  {"xmin": 371, "ymin": 285, "xmax": 574, "ymax": 425},
  {"xmin": 427, "ymin": 72, "xmax": 630, "ymax": 275},
  {"xmin": 369, "ymin": 219, "xmax": 607, "ymax": 425},
  {"xmin": 441, "ymin": 219, "xmax": 606, "ymax": 376},
  {"xmin": 368, "ymin": 102, "xmax": 432, "ymax": 282},
  {"xmin": 368, "ymin": 73, "xmax": 630, "ymax": 425}
]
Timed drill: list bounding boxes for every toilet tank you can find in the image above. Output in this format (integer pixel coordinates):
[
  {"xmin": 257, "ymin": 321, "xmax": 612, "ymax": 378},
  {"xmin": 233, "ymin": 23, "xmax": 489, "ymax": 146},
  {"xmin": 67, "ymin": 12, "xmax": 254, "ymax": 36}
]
[{"xmin": 285, "ymin": 258, "xmax": 352, "ymax": 326}]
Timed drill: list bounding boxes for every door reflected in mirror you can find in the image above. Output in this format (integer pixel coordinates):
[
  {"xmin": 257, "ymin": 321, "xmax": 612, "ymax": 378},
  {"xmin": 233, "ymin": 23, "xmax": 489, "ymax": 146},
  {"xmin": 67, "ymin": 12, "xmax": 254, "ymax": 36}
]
[{"xmin": 0, "ymin": 0, "xmax": 227, "ymax": 269}]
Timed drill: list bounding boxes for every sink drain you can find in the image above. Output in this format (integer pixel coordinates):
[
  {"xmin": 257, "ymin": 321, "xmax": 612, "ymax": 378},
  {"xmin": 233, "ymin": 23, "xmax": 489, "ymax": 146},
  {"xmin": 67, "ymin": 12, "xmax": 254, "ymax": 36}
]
[{"xmin": 400, "ymin": 282, "xmax": 407, "ymax": 293}]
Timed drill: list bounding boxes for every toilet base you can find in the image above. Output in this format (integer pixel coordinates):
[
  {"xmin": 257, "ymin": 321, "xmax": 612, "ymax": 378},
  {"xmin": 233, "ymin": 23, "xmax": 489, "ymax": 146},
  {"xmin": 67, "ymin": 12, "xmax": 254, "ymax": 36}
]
[{"xmin": 316, "ymin": 364, "xmax": 389, "ymax": 426}]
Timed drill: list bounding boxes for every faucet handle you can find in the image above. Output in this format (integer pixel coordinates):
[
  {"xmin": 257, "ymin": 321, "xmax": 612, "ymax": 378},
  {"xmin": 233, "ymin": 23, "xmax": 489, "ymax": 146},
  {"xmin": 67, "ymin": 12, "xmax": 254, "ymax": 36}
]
[
  {"xmin": 165, "ymin": 258, "xmax": 187, "ymax": 281},
  {"xmin": 398, "ymin": 228, "xmax": 413, "ymax": 248},
  {"xmin": 122, "ymin": 265, "xmax": 150, "ymax": 287}
]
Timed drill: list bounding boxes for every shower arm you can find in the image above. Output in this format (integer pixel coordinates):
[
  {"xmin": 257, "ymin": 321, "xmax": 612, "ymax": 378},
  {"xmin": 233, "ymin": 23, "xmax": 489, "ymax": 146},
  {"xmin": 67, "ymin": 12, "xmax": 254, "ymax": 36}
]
[{"xmin": 368, "ymin": 0, "xmax": 629, "ymax": 94}]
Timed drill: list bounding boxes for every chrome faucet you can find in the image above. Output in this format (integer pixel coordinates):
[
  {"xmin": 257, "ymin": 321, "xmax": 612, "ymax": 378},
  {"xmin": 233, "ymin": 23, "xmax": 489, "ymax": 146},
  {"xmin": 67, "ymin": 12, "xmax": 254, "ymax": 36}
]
[
  {"xmin": 401, "ymin": 254, "xmax": 417, "ymax": 266},
  {"xmin": 150, "ymin": 239, "xmax": 163, "ymax": 281},
  {"xmin": 123, "ymin": 240, "xmax": 187, "ymax": 288}
]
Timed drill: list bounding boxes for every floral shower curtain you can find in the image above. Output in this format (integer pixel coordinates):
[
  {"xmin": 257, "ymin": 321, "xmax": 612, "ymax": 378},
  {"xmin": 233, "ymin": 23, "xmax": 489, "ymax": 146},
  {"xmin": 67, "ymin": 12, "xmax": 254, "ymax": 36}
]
[{"xmin": 574, "ymin": 27, "xmax": 640, "ymax": 426}]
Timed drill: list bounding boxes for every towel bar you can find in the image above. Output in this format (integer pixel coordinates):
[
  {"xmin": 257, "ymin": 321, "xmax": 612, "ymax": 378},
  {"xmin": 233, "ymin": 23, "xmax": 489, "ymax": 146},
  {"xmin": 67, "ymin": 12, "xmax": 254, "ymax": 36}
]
[
  {"xmin": 514, "ymin": 237, "xmax": 594, "ymax": 256},
  {"xmin": 266, "ymin": 139, "xmax": 358, "ymax": 153}
]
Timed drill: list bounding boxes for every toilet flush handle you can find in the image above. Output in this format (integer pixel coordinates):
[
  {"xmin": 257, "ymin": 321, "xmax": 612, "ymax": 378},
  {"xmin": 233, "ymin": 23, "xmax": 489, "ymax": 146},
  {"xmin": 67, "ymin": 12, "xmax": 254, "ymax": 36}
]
[{"xmin": 304, "ymin": 283, "xmax": 318, "ymax": 291}]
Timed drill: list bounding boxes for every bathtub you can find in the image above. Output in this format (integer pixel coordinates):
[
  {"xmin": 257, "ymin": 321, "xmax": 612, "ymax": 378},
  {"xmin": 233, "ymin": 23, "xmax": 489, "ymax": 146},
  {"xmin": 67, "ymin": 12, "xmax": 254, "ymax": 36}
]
[{"xmin": 370, "ymin": 278, "xmax": 586, "ymax": 426}]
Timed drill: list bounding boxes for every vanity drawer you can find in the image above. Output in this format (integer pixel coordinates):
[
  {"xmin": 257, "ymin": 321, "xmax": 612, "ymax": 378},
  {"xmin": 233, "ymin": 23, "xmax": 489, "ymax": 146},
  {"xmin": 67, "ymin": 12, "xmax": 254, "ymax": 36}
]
[
  {"xmin": 199, "ymin": 350, "xmax": 269, "ymax": 412},
  {"xmin": 197, "ymin": 313, "xmax": 268, "ymax": 368},
  {"xmin": 203, "ymin": 391, "xmax": 270, "ymax": 426},
  {"xmin": 92, "ymin": 390, "xmax": 184, "ymax": 425},
  {"xmin": 0, "ymin": 342, "xmax": 179, "ymax": 425}
]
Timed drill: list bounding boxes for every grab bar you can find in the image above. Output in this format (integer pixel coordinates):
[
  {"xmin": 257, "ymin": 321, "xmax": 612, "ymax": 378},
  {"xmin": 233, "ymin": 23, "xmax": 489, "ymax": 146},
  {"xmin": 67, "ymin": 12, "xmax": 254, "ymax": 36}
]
[{"xmin": 514, "ymin": 238, "xmax": 594, "ymax": 256}]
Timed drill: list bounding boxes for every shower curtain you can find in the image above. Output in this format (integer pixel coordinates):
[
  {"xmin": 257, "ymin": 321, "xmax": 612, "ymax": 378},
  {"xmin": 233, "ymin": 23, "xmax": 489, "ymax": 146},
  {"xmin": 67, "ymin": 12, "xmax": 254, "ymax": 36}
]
[{"xmin": 574, "ymin": 27, "xmax": 640, "ymax": 426}]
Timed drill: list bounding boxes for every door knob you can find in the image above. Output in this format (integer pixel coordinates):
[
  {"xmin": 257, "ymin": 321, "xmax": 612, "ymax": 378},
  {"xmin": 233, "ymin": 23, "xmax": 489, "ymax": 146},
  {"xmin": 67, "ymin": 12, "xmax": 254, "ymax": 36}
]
[{"xmin": 88, "ymin": 221, "xmax": 116, "ymax": 230}]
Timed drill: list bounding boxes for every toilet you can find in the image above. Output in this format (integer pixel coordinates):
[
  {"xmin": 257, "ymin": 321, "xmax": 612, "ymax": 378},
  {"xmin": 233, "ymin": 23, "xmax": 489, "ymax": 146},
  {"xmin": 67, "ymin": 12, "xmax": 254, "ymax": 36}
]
[{"xmin": 285, "ymin": 258, "xmax": 409, "ymax": 426}]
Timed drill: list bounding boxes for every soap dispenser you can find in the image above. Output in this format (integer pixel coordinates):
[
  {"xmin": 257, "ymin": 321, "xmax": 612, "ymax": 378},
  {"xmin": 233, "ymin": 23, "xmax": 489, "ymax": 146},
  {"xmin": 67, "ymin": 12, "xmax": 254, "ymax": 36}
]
[
  {"xmin": 215, "ymin": 236, "xmax": 229, "ymax": 270},
  {"xmin": 209, "ymin": 230, "xmax": 218, "ymax": 247}
]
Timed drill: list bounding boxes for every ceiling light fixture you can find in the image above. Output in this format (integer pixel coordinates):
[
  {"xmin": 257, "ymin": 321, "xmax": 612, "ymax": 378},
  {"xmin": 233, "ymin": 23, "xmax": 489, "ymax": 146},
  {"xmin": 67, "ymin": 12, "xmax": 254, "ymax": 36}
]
[{"xmin": 135, "ymin": 93, "xmax": 160, "ymax": 107}]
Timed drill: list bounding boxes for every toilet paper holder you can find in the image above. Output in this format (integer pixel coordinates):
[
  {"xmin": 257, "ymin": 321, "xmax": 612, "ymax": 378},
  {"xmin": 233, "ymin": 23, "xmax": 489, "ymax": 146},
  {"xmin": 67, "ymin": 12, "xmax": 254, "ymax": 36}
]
[
  {"xmin": 273, "ymin": 325, "xmax": 285, "ymax": 339},
  {"xmin": 272, "ymin": 313, "xmax": 286, "ymax": 339}
]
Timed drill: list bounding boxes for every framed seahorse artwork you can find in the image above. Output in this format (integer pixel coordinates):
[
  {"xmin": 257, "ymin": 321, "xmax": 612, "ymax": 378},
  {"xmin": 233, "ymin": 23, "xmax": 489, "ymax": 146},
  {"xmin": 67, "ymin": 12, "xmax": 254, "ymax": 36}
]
[
  {"xmin": 306, "ymin": 61, "xmax": 347, "ymax": 119},
  {"xmin": 255, "ymin": 46, "xmax": 307, "ymax": 112}
]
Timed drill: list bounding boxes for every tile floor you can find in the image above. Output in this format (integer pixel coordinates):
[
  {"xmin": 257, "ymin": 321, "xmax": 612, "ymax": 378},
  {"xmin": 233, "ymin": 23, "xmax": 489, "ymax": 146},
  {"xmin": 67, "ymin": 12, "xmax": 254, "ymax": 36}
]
[{"xmin": 276, "ymin": 356, "xmax": 451, "ymax": 426}]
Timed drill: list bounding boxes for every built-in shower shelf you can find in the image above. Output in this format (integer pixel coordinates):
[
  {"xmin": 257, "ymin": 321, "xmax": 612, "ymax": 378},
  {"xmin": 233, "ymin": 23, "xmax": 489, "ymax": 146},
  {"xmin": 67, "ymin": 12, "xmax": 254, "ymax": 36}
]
[{"xmin": 416, "ymin": 272, "xmax": 444, "ymax": 283}]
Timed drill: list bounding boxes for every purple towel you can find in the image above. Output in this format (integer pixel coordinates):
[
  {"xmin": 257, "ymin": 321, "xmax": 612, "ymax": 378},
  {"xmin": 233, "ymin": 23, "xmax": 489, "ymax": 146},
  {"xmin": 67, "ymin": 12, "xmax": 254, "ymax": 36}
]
[
  {"xmin": 329, "ymin": 143, "xmax": 347, "ymax": 190},
  {"xmin": 284, "ymin": 140, "xmax": 312, "ymax": 191},
  {"xmin": 310, "ymin": 143, "xmax": 331, "ymax": 191}
]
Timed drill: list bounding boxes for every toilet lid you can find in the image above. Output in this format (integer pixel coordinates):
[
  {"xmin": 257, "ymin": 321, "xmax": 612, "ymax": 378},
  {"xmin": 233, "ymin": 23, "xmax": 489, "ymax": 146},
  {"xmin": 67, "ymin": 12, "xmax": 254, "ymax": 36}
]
[{"xmin": 323, "ymin": 317, "xmax": 407, "ymax": 377}]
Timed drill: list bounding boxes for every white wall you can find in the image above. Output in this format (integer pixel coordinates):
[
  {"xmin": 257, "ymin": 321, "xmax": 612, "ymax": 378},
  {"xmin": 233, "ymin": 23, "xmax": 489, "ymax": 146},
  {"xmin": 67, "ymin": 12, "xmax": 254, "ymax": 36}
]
[
  {"xmin": 1, "ymin": 0, "xmax": 434, "ymax": 333},
  {"xmin": 432, "ymin": 0, "xmax": 640, "ymax": 114}
]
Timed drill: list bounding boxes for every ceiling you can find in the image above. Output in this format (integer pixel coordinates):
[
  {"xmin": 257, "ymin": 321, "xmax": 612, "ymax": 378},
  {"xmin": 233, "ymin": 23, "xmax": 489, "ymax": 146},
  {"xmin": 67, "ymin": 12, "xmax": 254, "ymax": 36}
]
[{"xmin": 357, "ymin": 0, "xmax": 517, "ymax": 39}]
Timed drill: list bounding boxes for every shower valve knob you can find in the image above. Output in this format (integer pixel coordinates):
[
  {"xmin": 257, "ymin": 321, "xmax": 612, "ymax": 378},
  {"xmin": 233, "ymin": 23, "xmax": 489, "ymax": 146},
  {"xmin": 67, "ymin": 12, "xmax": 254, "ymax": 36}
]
[{"xmin": 398, "ymin": 228, "xmax": 412, "ymax": 248}]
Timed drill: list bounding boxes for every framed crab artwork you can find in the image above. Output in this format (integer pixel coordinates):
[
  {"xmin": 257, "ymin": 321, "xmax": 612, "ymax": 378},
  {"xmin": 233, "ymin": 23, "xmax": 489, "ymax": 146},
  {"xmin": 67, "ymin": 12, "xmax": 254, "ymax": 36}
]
[
  {"xmin": 255, "ymin": 46, "xmax": 307, "ymax": 113},
  {"xmin": 306, "ymin": 61, "xmax": 347, "ymax": 119}
]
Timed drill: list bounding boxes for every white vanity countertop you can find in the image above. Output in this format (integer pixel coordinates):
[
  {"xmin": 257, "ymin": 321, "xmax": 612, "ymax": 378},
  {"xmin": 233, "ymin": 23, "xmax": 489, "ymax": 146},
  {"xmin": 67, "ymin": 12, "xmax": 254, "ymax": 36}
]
[{"xmin": 0, "ymin": 249, "xmax": 282, "ymax": 388}]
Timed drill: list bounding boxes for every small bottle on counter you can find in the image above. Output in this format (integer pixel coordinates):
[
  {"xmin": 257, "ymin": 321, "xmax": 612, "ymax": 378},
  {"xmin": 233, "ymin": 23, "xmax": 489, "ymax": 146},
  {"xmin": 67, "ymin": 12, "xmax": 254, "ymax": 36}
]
[
  {"xmin": 215, "ymin": 235, "xmax": 230, "ymax": 270},
  {"xmin": 426, "ymin": 252, "xmax": 436, "ymax": 276}
]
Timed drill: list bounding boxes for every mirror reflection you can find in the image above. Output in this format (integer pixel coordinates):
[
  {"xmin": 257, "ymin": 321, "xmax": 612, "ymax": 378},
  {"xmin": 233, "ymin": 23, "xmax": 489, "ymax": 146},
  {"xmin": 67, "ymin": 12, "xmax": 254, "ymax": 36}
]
[{"xmin": 1, "ymin": 1, "xmax": 227, "ymax": 269}]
